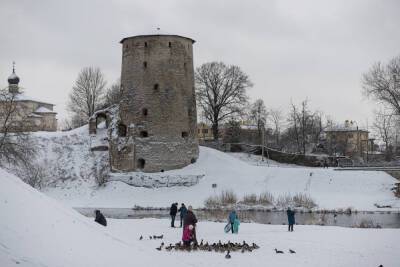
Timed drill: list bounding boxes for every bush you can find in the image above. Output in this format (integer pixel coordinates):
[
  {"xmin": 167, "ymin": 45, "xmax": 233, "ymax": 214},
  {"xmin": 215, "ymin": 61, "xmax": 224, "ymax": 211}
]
[
  {"xmin": 356, "ymin": 219, "xmax": 381, "ymax": 228},
  {"xmin": 293, "ymin": 193, "xmax": 317, "ymax": 209},
  {"xmin": 93, "ymin": 161, "xmax": 109, "ymax": 187},
  {"xmin": 204, "ymin": 195, "xmax": 220, "ymax": 209},
  {"xmin": 220, "ymin": 190, "xmax": 238, "ymax": 205},
  {"xmin": 242, "ymin": 194, "xmax": 258, "ymax": 205},
  {"xmin": 204, "ymin": 190, "xmax": 238, "ymax": 208},
  {"xmin": 258, "ymin": 191, "xmax": 274, "ymax": 205},
  {"xmin": 276, "ymin": 194, "xmax": 293, "ymax": 208}
]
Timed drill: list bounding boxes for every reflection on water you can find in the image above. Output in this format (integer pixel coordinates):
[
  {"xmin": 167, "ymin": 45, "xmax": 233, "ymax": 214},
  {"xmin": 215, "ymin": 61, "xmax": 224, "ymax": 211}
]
[{"xmin": 75, "ymin": 208, "xmax": 400, "ymax": 229}]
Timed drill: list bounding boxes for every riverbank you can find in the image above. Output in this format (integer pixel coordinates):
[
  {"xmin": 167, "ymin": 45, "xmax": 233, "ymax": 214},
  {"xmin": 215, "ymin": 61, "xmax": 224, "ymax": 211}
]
[{"xmin": 1, "ymin": 168, "xmax": 399, "ymax": 267}]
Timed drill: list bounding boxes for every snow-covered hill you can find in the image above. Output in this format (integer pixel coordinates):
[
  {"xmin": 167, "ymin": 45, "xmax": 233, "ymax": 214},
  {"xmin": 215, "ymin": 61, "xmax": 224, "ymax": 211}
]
[
  {"xmin": 11, "ymin": 127, "xmax": 400, "ymax": 210},
  {"xmin": 1, "ymin": 168, "xmax": 399, "ymax": 267}
]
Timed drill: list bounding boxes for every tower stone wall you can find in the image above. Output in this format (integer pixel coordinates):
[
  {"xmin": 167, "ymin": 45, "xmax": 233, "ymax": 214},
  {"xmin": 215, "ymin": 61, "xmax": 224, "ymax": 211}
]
[{"xmin": 111, "ymin": 34, "xmax": 199, "ymax": 172}]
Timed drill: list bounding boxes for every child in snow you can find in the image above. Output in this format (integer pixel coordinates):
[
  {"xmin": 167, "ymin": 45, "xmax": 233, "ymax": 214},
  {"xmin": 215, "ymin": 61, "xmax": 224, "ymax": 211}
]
[
  {"xmin": 182, "ymin": 206, "xmax": 197, "ymax": 244},
  {"xmin": 287, "ymin": 207, "xmax": 295, "ymax": 232}
]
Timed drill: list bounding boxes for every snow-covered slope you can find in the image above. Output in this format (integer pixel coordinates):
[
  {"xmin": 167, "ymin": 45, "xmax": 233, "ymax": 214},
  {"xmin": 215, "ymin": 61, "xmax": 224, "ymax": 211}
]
[
  {"xmin": 0, "ymin": 168, "xmax": 156, "ymax": 267},
  {"xmin": 17, "ymin": 127, "xmax": 400, "ymax": 210},
  {"xmin": 2, "ymin": 168, "xmax": 399, "ymax": 267}
]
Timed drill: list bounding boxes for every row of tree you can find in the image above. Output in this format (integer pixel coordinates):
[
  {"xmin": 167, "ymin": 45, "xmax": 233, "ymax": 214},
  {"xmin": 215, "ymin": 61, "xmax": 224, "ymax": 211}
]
[{"xmin": 63, "ymin": 55, "xmax": 400, "ymax": 158}]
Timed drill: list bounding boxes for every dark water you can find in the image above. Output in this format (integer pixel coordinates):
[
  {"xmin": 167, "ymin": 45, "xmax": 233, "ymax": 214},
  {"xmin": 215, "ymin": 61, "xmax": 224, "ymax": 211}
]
[{"xmin": 75, "ymin": 208, "xmax": 400, "ymax": 229}]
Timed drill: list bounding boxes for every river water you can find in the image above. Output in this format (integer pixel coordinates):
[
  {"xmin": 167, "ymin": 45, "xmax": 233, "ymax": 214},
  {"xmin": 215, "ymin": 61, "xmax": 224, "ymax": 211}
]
[{"xmin": 75, "ymin": 208, "xmax": 400, "ymax": 228}]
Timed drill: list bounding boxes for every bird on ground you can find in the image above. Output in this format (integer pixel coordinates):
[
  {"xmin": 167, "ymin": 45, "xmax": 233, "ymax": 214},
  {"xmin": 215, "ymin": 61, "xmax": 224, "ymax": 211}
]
[
  {"xmin": 149, "ymin": 236, "xmax": 152, "ymax": 240},
  {"xmin": 289, "ymin": 249, "xmax": 296, "ymax": 254},
  {"xmin": 139, "ymin": 235, "xmax": 143, "ymax": 240},
  {"xmin": 275, "ymin": 248, "xmax": 284, "ymax": 254},
  {"xmin": 156, "ymin": 245, "xmax": 162, "ymax": 251},
  {"xmin": 225, "ymin": 250, "xmax": 231, "ymax": 259}
]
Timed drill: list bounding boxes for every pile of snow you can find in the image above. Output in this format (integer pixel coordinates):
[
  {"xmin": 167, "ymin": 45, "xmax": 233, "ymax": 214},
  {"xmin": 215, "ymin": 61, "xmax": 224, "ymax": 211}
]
[
  {"xmin": 13, "ymin": 126, "xmax": 400, "ymax": 211},
  {"xmin": 109, "ymin": 173, "xmax": 204, "ymax": 188}
]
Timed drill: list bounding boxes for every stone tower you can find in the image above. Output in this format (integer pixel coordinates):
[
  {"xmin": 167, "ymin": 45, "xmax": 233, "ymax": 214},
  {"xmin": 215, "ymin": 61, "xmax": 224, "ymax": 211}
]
[{"xmin": 111, "ymin": 34, "xmax": 199, "ymax": 172}]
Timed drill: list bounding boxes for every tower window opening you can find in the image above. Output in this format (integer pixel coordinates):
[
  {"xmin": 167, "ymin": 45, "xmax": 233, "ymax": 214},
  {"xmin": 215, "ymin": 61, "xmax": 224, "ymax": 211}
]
[
  {"xmin": 182, "ymin": 131, "xmax": 189, "ymax": 138},
  {"xmin": 117, "ymin": 123, "xmax": 127, "ymax": 137},
  {"xmin": 168, "ymin": 42, "xmax": 171, "ymax": 47},
  {"xmin": 140, "ymin": 131, "xmax": 149, "ymax": 138},
  {"xmin": 142, "ymin": 108, "xmax": 148, "ymax": 116},
  {"xmin": 137, "ymin": 158, "xmax": 145, "ymax": 169},
  {"xmin": 153, "ymin": 84, "xmax": 159, "ymax": 90},
  {"xmin": 143, "ymin": 61, "xmax": 147, "ymax": 68},
  {"xmin": 144, "ymin": 42, "xmax": 148, "ymax": 47}
]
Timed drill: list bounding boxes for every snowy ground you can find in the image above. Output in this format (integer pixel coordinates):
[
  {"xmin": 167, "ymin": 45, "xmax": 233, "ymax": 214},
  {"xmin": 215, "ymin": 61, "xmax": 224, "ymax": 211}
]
[
  {"xmin": 5, "ymin": 126, "xmax": 399, "ymax": 211},
  {"xmin": 1, "ymin": 169, "xmax": 399, "ymax": 267}
]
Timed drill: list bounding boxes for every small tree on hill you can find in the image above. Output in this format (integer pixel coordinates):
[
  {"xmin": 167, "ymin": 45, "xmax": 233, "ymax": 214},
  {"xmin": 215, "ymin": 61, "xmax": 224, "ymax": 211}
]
[{"xmin": 68, "ymin": 67, "xmax": 106, "ymax": 127}]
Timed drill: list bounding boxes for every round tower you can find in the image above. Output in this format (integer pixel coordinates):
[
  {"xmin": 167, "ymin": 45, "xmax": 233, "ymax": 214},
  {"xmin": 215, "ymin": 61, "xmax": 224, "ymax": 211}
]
[{"xmin": 115, "ymin": 34, "xmax": 199, "ymax": 172}]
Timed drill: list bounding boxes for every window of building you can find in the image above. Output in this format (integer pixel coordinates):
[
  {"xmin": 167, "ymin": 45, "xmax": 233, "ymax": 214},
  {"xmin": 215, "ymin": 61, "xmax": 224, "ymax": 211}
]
[
  {"xmin": 202, "ymin": 129, "xmax": 208, "ymax": 134},
  {"xmin": 140, "ymin": 131, "xmax": 148, "ymax": 138},
  {"xmin": 117, "ymin": 123, "xmax": 127, "ymax": 137},
  {"xmin": 182, "ymin": 131, "xmax": 188, "ymax": 138},
  {"xmin": 153, "ymin": 83, "xmax": 159, "ymax": 90},
  {"xmin": 143, "ymin": 61, "xmax": 147, "ymax": 68},
  {"xmin": 168, "ymin": 42, "xmax": 171, "ymax": 47},
  {"xmin": 137, "ymin": 158, "xmax": 145, "ymax": 169},
  {"xmin": 144, "ymin": 42, "xmax": 148, "ymax": 47},
  {"xmin": 142, "ymin": 108, "xmax": 148, "ymax": 116}
]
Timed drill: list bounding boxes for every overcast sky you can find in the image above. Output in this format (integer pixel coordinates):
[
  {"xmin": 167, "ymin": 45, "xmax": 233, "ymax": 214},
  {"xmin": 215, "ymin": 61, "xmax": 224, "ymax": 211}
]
[{"xmin": 1, "ymin": 0, "xmax": 399, "ymax": 129}]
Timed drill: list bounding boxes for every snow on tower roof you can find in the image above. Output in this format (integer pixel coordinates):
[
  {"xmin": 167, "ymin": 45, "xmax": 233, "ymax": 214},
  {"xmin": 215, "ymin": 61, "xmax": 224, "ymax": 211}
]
[{"xmin": 35, "ymin": 106, "xmax": 55, "ymax": 113}]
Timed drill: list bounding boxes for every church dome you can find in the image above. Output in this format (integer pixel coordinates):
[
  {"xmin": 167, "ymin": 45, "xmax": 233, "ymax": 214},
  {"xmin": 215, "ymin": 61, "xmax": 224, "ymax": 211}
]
[{"xmin": 8, "ymin": 70, "xmax": 20, "ymax": 85}]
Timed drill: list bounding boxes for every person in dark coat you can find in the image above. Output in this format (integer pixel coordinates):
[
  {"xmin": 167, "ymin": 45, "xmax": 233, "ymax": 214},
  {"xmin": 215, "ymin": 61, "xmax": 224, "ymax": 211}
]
[
  {"xmin": 94, "ymin": 210, "xmax": 107, "ymax": 227},
  {"xmin": 286, "ymin": 207, "xmax": 295, "ymax": 232},
  {"xmin": 178, "ymin": 203, "xmax": 187, "ymax": 228},
  {"xmin": 169, "ymin": 202, "xmax": 178, "ymax": 227},
  {"xmin": 182, "ymin": 205, "xmax": 198, "ymax": 245}
]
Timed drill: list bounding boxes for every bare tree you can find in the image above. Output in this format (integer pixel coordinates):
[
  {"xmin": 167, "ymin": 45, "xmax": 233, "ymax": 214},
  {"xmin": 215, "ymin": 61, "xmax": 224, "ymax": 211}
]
[
  {"xmin": 286, "ymin": 100, "xmax": 317, "ymax": 154},
  {"xmin": 362, "ymin": 55, "xmax": 400, "ymax": 115},
  {"xmin": 373, "ymin": 110, "xmax": 395, "ymax": 161},
  {"xmin": 0, "ymin": 88, "xmax": 36, "ymax": 166},
  {"xmin": 68, "ymin": 67, "xmax": 106, "ymax": 126},
  {"xmin": 195, "ymin": 62, "xmax": 252, "ymax": 140},
  {"xmin": 103, "ymin": 79, "xmax": 121, "ymax": 108},
  {"xmin": 269, "ymin": 108, "xmax": 284, "ymax": 148},
  {"xmin": 249, "ymin": 99, "xmax": 268, "ymax": 138}
]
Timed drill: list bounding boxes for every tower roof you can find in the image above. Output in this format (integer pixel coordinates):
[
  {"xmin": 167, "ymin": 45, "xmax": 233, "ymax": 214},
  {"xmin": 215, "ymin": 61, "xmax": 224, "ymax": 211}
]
[
  {"xmin": 120, "ymin": 34, "xmax": 195, "ymax": 44},
  {"xmin": 8, "ymin": 62, "xmax": 20, "ymax": 85}
]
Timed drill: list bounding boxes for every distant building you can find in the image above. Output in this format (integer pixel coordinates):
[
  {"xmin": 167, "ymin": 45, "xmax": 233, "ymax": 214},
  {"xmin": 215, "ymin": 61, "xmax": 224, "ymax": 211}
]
[
  {"xmin": 197, "ymin": 122, "xmax": 214, "ymax": 141},
  {"xmin": 0, "ymin": 65, "xmax": 57, "ymax": 132},
  {"xmin": 325, "ymin": 120, "xmax": 370, "ymax": 157}
]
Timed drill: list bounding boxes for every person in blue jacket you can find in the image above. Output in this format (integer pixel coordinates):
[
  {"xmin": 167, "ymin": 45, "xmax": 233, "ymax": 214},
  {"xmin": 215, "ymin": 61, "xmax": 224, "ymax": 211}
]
[
  {"xmin": 287, "ymin": 207, "xmax": 295, "ymax": 232},
  {"xmin": 228, "ymin": 210, "xmax": 238, "ymax": 234}
]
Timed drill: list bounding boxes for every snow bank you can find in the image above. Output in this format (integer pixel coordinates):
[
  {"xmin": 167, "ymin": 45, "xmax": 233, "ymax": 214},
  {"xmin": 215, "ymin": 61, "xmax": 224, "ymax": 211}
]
[{"xmin": 0, "ymin": 168, "xmax": 156, "ymax": 267}]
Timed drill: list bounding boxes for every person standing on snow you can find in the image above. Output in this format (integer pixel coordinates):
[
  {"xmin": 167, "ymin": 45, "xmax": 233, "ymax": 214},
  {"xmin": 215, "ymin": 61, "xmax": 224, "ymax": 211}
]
[
  {"xmin": 182, "ymin": 205, "xmax": 198, "ymax": 245},
  {"xmin": 178, "ymin": 203, "xmax": 187, "ymax": 228},
  {"xmin": 170, "ymin": 202, "xmax": 178, "ymax": 228},
  {"xmin": 94, "ymin": 210, "xmax": 107, "ymax": 227},
  {"xmin": 228, "ymin": 210, "xmax": 238, "ymax": 234},
  {"xmin": 287, "ymin": 207, "xmax": 295, "ymax": 232}
]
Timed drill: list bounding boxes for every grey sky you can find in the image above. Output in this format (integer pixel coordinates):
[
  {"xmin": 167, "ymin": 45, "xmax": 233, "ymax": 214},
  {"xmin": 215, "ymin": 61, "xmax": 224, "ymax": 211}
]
[{"xmin": 1, "ymin": 0, "xmax": 399, "ymax": 129}]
